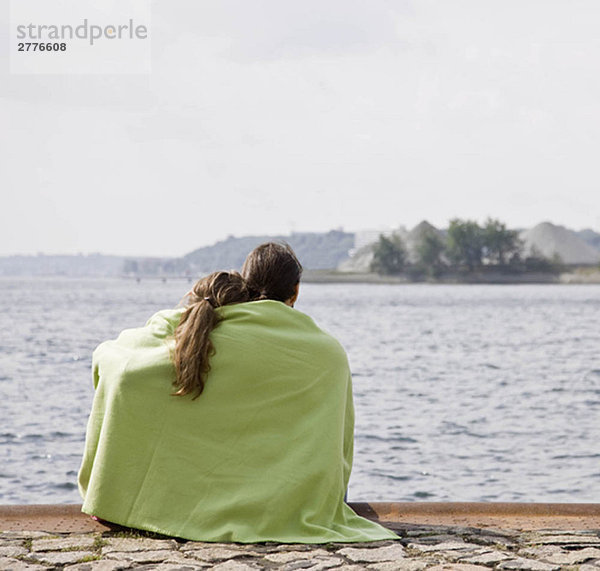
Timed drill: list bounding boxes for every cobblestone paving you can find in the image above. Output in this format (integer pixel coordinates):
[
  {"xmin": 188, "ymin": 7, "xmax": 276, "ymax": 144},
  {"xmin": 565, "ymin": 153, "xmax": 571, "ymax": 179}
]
[{"xmin": 1, "ymin": 524, "xmax": 599, "ymax": 570}]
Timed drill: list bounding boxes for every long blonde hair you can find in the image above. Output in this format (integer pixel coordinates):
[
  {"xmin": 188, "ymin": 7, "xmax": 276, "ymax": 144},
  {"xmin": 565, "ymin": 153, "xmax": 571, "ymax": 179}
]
[{"xmin": 172, "ymin": 271, "xmax": 250, "ymax": 398}]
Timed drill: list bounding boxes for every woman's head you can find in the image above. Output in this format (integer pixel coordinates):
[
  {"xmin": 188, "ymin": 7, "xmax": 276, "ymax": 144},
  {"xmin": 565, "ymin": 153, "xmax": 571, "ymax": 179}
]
[
  {"xmin": 173, "ymin": 271, "xmax": 250, "ymax": 398},
  {"xmin": 241, "ymin": 242, "xmax": 302, "ymax": 304},
  {"xmin": 186, "ymin": 270, "xmax": 250, "ymax": 309}
]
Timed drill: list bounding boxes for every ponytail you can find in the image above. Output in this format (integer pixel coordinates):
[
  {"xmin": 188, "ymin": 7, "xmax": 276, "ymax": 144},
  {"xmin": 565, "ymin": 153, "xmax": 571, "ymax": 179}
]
[
  {"xmin": 172, "ymin": 272, "xmax": 250, "ymax": 398},
  {"xmin": 172, "ymin": 299, "xmax": 218, "ymax": 398}
]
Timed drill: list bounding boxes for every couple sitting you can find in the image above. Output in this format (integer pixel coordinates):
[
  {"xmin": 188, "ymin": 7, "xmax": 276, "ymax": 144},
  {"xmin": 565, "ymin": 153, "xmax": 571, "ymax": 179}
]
[{"xmin": 78, "ymin": 242, "xmax": 397, "ymax": 543}]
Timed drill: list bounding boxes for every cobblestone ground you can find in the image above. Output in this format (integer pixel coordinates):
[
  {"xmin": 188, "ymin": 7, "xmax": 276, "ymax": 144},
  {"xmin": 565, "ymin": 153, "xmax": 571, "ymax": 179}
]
[{"xmin": 1, "ymin": 524, "xmax": 600, "ymax": 570}]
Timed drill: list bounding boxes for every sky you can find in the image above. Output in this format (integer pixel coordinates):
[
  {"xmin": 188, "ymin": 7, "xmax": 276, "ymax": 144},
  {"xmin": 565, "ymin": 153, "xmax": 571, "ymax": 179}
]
[{"xmin": 1, "ymin": 0, "xmax": 600, "ymax": 257}]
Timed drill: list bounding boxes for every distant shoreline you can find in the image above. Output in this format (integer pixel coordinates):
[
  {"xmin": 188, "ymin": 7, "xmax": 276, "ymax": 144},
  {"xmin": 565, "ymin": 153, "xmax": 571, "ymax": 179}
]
[
  {"xmin": 302, "ymin": 269, "xmax": 600, "ymax": 285},
  {"xmin": 1, "ymin": 270, "xmax": 599, "ymax": 284}
]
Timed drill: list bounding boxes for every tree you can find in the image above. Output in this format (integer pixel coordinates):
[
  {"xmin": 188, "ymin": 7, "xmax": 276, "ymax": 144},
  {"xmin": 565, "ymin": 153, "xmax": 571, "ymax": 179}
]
[
  {"xmin": 370, "ymin": 234, "xmax": 407, "ymax": 275},
  {"xmin": 446, "ymin": 219, "xmax": 483, "ymax": 271},
  {"xmin": 524, "ymin": 247, "xmax": 563, "ymax": 273},
  {"xmin": 482, "ymin": 218, "xmax": 522, "ymax": 266},
  {"xmin": 414, "ymin": 228, "xmax": 446, "ymax": 276}
]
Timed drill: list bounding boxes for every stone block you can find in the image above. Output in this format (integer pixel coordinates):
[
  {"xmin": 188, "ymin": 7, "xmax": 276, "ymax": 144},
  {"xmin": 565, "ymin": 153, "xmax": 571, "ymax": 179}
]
[
  {"xmin": 186, "ymin": 546, "xmax": 261, "ymax": 562},
  {"xmin": 64, "ymin": 560, "xmax": 133, "ymax": 570},
  {"xmin": 338, "ymin": 544, "xmax": 407, "ymax": 562},
  {"xmin": 497, "ymin": 557, "xmax": 561, "ymax": 571},
  {"xmin": 523, "ymin": 545, "xmax": 600, "ymax": 565},
  {"xmin": 31, "ymin": 534, "xmax": 96, "ymax": 552},
  {"xmin": 30, "ymin": 550, "xmax": 97, "ymax": 565},
  {"xmin": 162, "ymin": 551, "xmax": 211, "ymax": 567},
  {"xmin": 101, "ymin": 537, "xmax": 178, "ymax": 553},
  {"xmin": 462, "ymin": 533, "xmax": 517, "ymax": 547},
  {"xmin": 368, "ymin": 561, "xmax": 427, "ymax": 570},
  {"xmin": 408, "ymin": 535, "xmax": 461, "ymax": 544},
  {"xmin": 527, "ymin": 534, "xmax": 600, "ymax": 546},
  {"xmin": 427, "ymin": 565, "xmax": 489, "ymax": 570},
  {"xmin": 181, "ymin": 542, "xmax": 248, "ymax": 552},
  {"xmin": 0, "ymin": 531, "xmax": 53, "ymax": 541},
  {"xmin": 281, "ymin": 557, "xmax": 345, "ymax": 571},
  {"xmin": 0, "ymin": 544, "xmax": 28, "ymax": 558},
  {"xmin": 211, "ymin": 561, "xmax": 260, "ymax": 571},
  {"xmin": 459, "ymin": 550, "xmax": 512, "ymax": 565},
  {"xmin": 0, "ymin": 557, "xmax": 47, "ymax": 570},
  {"xmin": 406, "ymin": 541, "xmax": 481, "ymax": 553},
  {"xmin": 104, "ymin": 549, "xmax": 175, "ymax": 563},
  {"xmin": 265, "ymin": 549, "xmax": 330, "ymax": 563},
  {"xmin": 144, "ymin": 564, "xmax": 208, "ymax": 571}
]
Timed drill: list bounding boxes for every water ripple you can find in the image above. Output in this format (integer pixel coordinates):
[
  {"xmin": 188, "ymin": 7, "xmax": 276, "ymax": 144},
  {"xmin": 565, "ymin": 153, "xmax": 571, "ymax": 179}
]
[{"xmin": 2, "ymin": 279, "xmax": 600, "ymax": 503}]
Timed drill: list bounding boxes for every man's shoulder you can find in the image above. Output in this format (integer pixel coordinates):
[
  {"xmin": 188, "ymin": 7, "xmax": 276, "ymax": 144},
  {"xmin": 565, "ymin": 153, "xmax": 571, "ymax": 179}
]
[{"xmin": 218, "ymin": 300, "xmax": 348, "ymax": 361}]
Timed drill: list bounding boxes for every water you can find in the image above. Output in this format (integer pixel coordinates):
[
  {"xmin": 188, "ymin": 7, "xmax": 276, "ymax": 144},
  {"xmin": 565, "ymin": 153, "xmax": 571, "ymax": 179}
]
[{"xmin": 0, "ymin": 278, "xmax": 599, "ymax": 504}]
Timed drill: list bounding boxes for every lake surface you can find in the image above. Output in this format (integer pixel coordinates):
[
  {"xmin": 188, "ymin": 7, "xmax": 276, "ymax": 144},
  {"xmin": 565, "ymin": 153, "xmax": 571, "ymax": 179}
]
[{"xmin": 0, "ymin": 278, "xmax": 599, "ymax": 504}]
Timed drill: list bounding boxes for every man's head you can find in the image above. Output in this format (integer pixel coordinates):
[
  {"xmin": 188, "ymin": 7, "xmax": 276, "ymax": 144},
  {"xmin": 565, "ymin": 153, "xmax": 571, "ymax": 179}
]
[{"xmin": 241, "ymin": 242, "xmax": 303, "ymax": 305}]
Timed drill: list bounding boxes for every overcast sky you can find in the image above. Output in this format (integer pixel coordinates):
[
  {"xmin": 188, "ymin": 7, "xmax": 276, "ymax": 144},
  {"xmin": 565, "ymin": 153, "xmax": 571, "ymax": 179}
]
[{"xmin": 2, "ymin": 0, "xmax": 599, "ymax": 257}]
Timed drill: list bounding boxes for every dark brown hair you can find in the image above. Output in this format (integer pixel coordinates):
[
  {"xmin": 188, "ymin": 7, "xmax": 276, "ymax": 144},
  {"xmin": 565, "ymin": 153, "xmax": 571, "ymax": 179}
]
[
  {"xmin": 241, "ymin": 242, "xmax": 302, "ymax": 303},
  {"xmin": 172, "ymin": 271, "xmax": 250, "ymax": 398}
]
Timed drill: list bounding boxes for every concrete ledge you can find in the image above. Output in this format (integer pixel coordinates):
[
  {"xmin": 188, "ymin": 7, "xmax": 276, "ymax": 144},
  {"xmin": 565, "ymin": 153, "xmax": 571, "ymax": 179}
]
[
  {"xmin": 1, "ymin": 503, "xmax": 599, "ymax": 533},
  {"xmin": 353, "ymin": 502, "xmax": 600, "ymax": 532}
]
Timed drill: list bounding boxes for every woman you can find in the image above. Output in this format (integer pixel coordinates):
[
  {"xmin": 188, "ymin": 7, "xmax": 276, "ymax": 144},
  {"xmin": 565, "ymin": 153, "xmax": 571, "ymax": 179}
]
[
  {"xmin": 172, "ymin": 270, "xmax": 252, "ymax": 399},
  {"xmin": 78, "ymin": 243, "xmax": 397, "ymax": 543}
]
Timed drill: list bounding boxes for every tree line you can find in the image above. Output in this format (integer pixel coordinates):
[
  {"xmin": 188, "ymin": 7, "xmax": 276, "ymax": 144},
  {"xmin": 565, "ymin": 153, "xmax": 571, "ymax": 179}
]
[{"xmin": 370, "ymin": 218, "xmax": 562, "ymax": 277}]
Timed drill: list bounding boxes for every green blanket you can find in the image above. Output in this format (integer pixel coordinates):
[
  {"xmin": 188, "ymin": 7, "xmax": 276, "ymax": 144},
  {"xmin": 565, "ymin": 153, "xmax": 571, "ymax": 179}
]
[{"xmin": 78, "ymin": 300, "xmax": 397, "ymax": 543}]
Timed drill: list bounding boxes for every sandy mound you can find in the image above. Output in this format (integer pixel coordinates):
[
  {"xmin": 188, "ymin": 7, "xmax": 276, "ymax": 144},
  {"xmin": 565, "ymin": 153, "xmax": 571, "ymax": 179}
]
[
  {"xmin": 338, "ymin": 222, "xmax": 443, "ymax": 271},
  {"xmin": 405, "ymin": 221, "xmax": 445, "ymax": 263},
  {"xmin": 337, "ymin": 243, "xmax": 375, "ymax": 272},
  {"xmin": 520, "ymin": 222, "xmax": 600, "ymax": 265},
  {"xmin": 578, "ymin": 229, "xmax": 600, "ymax": 251}
]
